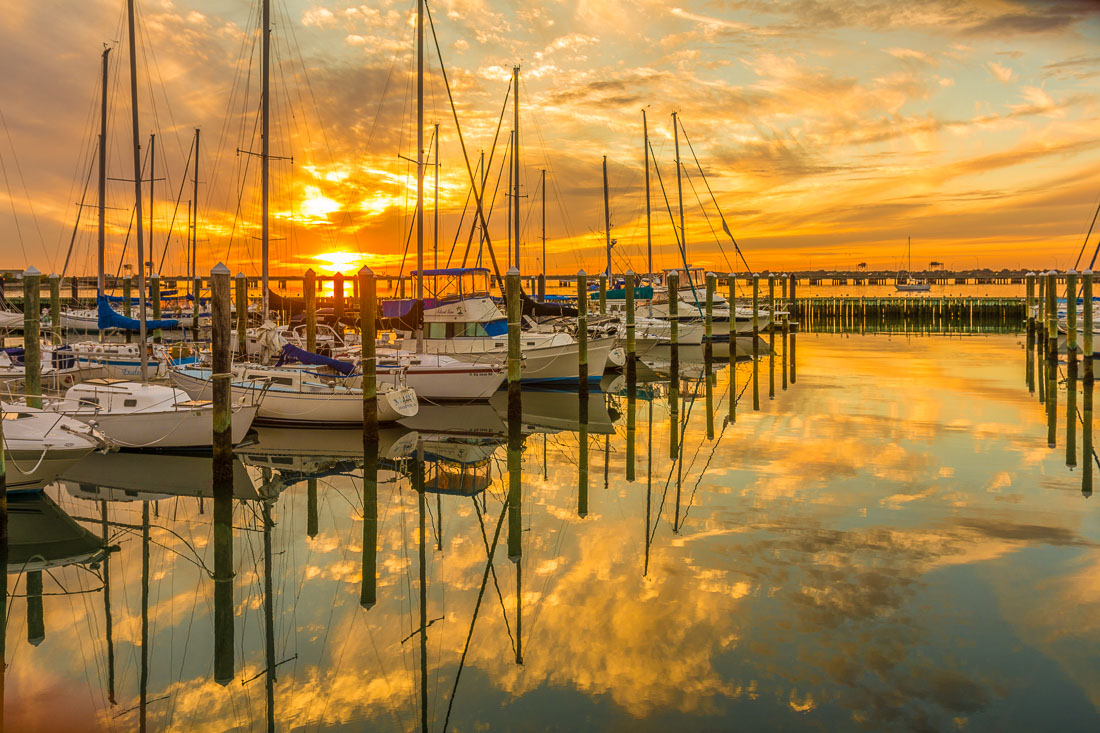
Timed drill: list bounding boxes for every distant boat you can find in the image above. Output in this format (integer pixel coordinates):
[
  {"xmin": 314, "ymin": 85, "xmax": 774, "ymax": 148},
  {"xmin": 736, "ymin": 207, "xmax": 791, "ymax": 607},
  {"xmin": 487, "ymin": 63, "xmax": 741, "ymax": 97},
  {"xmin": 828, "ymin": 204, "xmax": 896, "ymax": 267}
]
[{"xmin": 895, "ymin": 237, "xmax": 932, "ymax": 292}]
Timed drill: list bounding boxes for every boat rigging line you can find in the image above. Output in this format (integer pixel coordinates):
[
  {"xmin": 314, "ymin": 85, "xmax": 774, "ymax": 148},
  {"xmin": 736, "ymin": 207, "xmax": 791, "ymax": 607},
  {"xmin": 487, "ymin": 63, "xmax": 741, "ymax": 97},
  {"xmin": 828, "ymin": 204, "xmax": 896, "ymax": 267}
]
[{"xmin": 678, "ymin": 119, "xmax": 753, "ymax": 274}]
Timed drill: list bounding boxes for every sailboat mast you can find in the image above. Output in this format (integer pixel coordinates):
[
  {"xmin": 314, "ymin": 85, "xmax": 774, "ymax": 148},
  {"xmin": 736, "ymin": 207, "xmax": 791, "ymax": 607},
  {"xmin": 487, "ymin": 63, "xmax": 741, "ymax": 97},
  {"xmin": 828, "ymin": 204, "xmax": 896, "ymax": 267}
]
[
  {"xmin": 415, "ymin": 0, "xmax": 425, "ymax": 351},
  {"xmin": 643, "ymin": 109, "xmax": 651, "ymax": 281},
  {"xmin": 261, "ymin": 0, "xmax": 271, "ymax": 317},
  {"xmin": 126, "ymin": 0, "xmax": 148, "ymax": 379},
  {"xmin": 673, "ymin": 111, "xmax": 685, "ymax": 271},
  {"xmin": 603, "ymin": 155, "xmax": 611, "ymax": 279},
  {"xmin": 479, "ymin": 150, "xmax": 485, "ymax": 262},
  {"xmin": 541, "ymin": 168, "xmax": 546, "ymax": 274},
  {"xmin": 148, "ymin": 133, "xmax": 155, "ymax": 263},
  {"xmin": 97, "ymin": 47, "xmax": 110, "ymax": 298},
  {"xmin": 434, "ymin": 122, "xmax": 440, "ymax": 271},
  {"xmin": 513, "ymin": 65, "xmax": 521, "ymax": 273},
  {"xmin": 192, "ymin": 128, "xmax": 200, "ymax": 286}
]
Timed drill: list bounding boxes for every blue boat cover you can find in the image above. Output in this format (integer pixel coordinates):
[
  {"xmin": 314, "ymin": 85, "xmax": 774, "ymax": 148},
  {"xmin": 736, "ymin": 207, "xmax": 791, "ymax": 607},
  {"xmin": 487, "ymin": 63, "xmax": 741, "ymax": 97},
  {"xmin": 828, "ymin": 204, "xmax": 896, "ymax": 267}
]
[
  {"xmin": 97, "ymin": 297, "xmax": 180, "ymax": 331},
  {"xmin": 276, "ymin": 343, "xmax": 355, "ymax": 375}
]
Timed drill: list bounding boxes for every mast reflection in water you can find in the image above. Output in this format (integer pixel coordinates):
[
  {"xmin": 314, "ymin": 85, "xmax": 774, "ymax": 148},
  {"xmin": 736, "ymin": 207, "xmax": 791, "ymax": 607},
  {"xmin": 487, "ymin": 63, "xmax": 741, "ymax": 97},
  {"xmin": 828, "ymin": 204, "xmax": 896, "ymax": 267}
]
[{"xmin": 1, "ymin": 330, "xmax": 1098, "ymax": 731}]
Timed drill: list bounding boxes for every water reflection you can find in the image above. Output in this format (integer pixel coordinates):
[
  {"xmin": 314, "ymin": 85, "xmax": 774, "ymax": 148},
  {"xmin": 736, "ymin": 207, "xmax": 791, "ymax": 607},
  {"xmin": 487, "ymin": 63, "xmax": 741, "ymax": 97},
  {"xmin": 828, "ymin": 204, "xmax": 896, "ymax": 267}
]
[{"xmin": 2, "ymin": 333, "xmax": 1098, "ymax": 730}]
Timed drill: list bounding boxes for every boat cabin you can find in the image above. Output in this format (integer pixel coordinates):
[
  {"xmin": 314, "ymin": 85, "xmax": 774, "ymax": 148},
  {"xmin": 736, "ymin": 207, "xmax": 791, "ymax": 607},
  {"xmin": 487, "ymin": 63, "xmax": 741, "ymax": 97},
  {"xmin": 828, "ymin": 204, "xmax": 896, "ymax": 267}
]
[{"xmin": 64, "ymin": 379, "xmax": 196, "ymax": 413}]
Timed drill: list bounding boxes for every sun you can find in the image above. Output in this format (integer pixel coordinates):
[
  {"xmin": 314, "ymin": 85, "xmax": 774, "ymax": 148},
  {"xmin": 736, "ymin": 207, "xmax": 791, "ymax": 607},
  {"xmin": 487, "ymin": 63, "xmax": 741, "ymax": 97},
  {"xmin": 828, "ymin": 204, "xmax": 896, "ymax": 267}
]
[{"xmin": 312, "ymin": 251, "xmax": 369, "ymax": 274}]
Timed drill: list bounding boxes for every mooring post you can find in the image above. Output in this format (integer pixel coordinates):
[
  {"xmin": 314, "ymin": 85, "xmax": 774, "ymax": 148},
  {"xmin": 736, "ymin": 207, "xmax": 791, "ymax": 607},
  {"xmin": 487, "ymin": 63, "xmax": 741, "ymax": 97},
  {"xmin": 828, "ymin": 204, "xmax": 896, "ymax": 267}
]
[
  {"xmin": 768, "ymin": 273, "xmax": 775, "ymax": 333},
  {"xmin": 1025, "ymin": 272, "xmax": 1036, "ymax": 332},
  {"xmin": 507, "ymin": 267, "xmax": 522, "ymax": 388},
  {"xmin": 1046, "ymin": 270, "xmax": 1058, "ymax": 360},
  {"xmin": 212, "ymin": 263, "xmax": 232, "ymax": 458},
  {"xmin": 705, "ymin": 272, "xmax": 715, "ymax": 357},
  {"xmin": 598, "ymin": 273, "xmax": 607, "ymax": 316},
  {"xmin": 625, "ymin": 273, "xmax": 636, "ymax": 481},
  {"xmin": 577, "ymin": 270, "xmax": 588, "ymax": 392},
  {"xmin": 192, "ymin": 276, "xmax": 201, "ymax": 337},
  {"xmin": 48, "ymin": 273, "xmax": 61, "ymax": 346},
  {"xmin": 1085, "ymin": 375, "xmax": 1094, "ymax": 498},
  {"xmin": 1068, "ymin": 270, "xmax": 1079, "ymax": 355},
  {"xmin": 360, "ymin": 266, "xmax": 378, "ymax": 444},
  {"xmin": 23, "ymin": 267, "xmax": 41, "ymax": 408},
  {"xmin": 537, "ymin": 273, "xmax": 546, "ymax": 301},
  {"xmin": 1084, "ymin": 270, "xmax": 1094, "ymax": 383},
  {"xmin": 506, "ymin": 269, "xmax": 524, "ymax": 558},
  {"xmin": 150, "ymin": 272, "xmax": 162, "ymax": 344},
  {"xmin": 210, "ymin": 263, "xmax": 235, "ymax": 685},
  {"xmin": 752, "ymin": 273, "xmax": 760, "ymax": 338},
  {"xmin": 668, "ymin": 270, "xmax": 679, "ymax": 378},
  {"xmin": 728, "ymin": 273, "xmax": 737, "ymax": 358},
  {"xmin": 234, "ymin": 272, "xmax": 247, "ymax": 360},
  {"xmin": 304, "ymin": 268, "xmax": 317, "ymax": 354}
]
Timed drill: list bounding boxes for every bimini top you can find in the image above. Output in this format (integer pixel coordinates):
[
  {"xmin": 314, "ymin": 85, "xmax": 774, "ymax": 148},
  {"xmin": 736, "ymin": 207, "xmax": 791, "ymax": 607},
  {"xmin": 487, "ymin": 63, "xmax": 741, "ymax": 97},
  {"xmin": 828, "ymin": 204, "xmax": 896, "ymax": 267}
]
[{"xmin": 411, "ymin": 268, "xmax": 491, "ymax": 277}]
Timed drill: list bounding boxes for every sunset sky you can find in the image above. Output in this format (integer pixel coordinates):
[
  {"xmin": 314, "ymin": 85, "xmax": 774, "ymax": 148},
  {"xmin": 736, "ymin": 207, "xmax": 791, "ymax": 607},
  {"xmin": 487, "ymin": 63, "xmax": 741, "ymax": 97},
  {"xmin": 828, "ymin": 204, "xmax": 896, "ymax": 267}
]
[{"xmin": 0, "ymin": 0, "xmax": 1098, "ymax": 278}]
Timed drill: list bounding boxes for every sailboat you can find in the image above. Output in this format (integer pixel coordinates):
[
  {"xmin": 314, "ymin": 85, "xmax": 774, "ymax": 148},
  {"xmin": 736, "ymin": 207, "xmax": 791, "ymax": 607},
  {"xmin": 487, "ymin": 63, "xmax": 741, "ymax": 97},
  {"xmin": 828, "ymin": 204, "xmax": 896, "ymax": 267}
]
[
  {"xmin": 39, "ymin": 4, "xmax": 260, "ymax": 449},
  {"xmin": 2, "ymin": 402, "xmax": 107, "ymax": 492},
  {"xmin": 895, "ymin": 237, "xmax": 931, "ymax": 292}
]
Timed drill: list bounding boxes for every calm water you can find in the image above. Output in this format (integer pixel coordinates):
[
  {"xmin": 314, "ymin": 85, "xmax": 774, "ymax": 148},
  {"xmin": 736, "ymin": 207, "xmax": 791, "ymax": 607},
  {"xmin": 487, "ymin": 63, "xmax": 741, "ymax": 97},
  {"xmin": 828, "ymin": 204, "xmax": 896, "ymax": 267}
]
[{"xmin": 4, "ymin": 331, "xmax": 1098, "ymax": 732}]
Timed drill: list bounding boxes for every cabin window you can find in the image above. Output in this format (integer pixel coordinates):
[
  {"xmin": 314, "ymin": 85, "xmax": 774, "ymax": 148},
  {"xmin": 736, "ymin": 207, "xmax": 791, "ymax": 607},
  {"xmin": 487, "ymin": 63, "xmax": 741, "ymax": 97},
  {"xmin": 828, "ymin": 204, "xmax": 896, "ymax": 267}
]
[
  {"xmin": 273, "ymin": 377, "xmax": 294, "ymax": 386},
  {"xmin": 124, "ymin": 399, "xmax": 137, "ymax": 407},
  {"xmin": 456, "ymin": 322, "xmax": 489, "ymax": 337},
  {"xmin": 427, "ymin": 322, "xmax": 447, "ymax": 339}
]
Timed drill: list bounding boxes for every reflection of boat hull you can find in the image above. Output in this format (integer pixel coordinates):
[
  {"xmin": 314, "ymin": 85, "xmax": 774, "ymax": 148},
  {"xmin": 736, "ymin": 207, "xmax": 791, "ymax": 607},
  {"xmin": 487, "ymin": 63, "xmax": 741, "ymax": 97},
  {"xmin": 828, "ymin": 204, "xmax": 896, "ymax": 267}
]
[
  {"xmin": 399, "ymin": 403, "xmax": 506, "ymax": 436},
  {"xmin": 489, "ymin": 389, "xmax": 616, "ymax": 434},
  {"xmin": 238, "ymin": 426, "xmax": 419, "ymax": 461},
  {"xmin": 7, "ymin": 492, "xmax": 106, "ymax": 572},
  {"xmin": 61, "ymin": 450, "xmax": 260, "ymax": 500}
]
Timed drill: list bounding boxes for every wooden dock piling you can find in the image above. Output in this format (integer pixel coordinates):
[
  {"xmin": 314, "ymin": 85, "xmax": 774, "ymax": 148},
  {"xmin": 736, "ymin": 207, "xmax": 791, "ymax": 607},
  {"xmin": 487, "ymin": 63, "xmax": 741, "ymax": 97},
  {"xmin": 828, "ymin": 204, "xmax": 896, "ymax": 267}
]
[
  {"xmin": 577, "ymin": 270, "xmax": 588, "ymax": 392},
  {"xmin": 210, "ymin": 262, "xmax": 234, "ymax": 684},
  {"xmin": 48, "ymin": 274, "xmax": 60, "ymax": 345},
  {"xmin": 304, "ymin": 268, "xmax": 316, "ymax": 354},
  {"xmin": 360, "ymin": 266, "xmax": 378, "ymax": 445},
  {"xmin": 1068, "ymin": 270, "xmax": 1078, "ymax": 354},
  {"xmin": 23, "ymin": 267, "xmax": 41, "ymax": 408},
  {"xmin": 235, "ymin": 272, "xmax": 247, "ymax": 359},
  {"xmin": 1084, "ymin": 270, "xmax": 1094, "ymax": 383},
  {"xmin": 150, "ymin": 272, "xmax": 161, "ymax": 344}
]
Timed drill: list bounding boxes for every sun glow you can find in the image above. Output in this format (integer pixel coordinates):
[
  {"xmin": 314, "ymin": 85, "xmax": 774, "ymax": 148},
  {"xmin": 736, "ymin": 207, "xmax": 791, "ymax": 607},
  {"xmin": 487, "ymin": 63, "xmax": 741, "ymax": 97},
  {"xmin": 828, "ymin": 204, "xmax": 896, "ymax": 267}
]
[
  {"xmin": 300, "ymin": 185, "xmax": 341, "ymax": 220},
  {"xmin": 311, "ymin": 251, "xmax": 371, "ymax": 274}
]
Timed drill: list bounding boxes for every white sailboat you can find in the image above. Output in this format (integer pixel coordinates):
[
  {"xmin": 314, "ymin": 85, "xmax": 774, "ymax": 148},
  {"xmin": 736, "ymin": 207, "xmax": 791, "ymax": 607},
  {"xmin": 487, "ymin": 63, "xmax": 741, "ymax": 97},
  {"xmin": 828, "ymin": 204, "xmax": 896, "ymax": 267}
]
[
  {"xmin": 169, "ymin": 365, "xmax": 418, "ymax": 426},
  {"xmin": 386, "ymin": 270, "xmax": 614, "ymax": 383},
  {"xmin": 895, "ymin": 237, "xmax": 931, "ymax": 292},
  {"xmin": 45, "ymin": 378, "xmax": 258, "ymax": 449},
  {"xmin": 2, "ymin": 402, "xmax": 106, "ymax": 493}
]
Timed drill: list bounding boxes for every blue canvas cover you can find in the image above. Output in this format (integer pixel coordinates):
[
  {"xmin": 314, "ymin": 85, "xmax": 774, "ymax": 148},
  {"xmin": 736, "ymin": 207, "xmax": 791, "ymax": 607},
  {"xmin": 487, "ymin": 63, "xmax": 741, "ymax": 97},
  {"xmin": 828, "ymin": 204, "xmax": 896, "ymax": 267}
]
[
  {"xmin": 97, "ymin": 297, "xmax": 180, "ymax": 331},
  {"xmin": 276, "ymin": 343, "xmax": 355, "ymax": 375}
]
